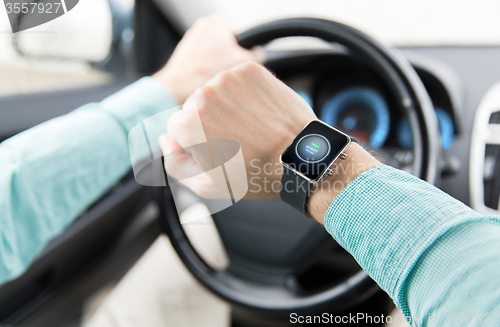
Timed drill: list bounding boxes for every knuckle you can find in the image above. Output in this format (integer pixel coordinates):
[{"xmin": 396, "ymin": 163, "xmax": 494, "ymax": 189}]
[
  {"xmin": 215, "ymin": 70, "xmax": 234, "ymax": 86},
  {"xmin": 206, "ymin": 14, "xmax": 222, "ymax": 23},
  {"xmin": 197, "ymin": 85, "xmax": 218, "ymax": 104},
  {"xmin": 234, "ymin": 61, "xmax": 264, "ymax": 77}
]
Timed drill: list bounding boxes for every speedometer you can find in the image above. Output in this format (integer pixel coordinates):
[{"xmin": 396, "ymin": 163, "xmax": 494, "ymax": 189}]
[
  {"xmin": 397, "ymin": 108, "xmax": 455, "ymax": 150},
  {"xmin": 320, "ymin": 87, "xmax": 390, "ymax": 148}
]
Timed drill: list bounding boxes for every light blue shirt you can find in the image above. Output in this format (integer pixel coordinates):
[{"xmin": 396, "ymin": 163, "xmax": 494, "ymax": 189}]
[
  {"xmin": 325, "ymin": 166, "xmax": 500, "ymax": 325},
  {"xmin": 0, "ymin": 77, "xmax": 176, "ymax": 284},
  {"xmin": 1, "ymin": 78, "xmax": 499, "ymax": 326}
]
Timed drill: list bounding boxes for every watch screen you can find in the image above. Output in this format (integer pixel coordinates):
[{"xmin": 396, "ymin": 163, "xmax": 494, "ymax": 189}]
[{"xmin": 281, "ymin": 120, "xmax": 350, "ymax": 181}]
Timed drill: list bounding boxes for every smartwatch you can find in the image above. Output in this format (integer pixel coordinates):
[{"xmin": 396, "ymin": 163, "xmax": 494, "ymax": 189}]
[{"xmin": 279, "ymin": 120, "xmax": 353, "ymax": 215}]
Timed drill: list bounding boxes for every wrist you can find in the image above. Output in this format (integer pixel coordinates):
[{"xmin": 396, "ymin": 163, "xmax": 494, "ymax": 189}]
[
  {"xmin": 307, "ymin": 143, "xmax": 382, "ymax": 224},
  {"xmin": 271, "ymin": 118, "xmax": 316, "ymax": 194},
  {"xmin": 152, "ymin": 68, "xmax": 194, "ymax": 105}
]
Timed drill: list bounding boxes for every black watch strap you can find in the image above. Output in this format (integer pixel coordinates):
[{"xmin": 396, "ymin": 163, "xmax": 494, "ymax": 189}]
[
  {"xmin": 280, "ymin": 167, "xmax": 311, "ymax": 215},
  {"xmin": 279, "ymin": 136, "xmax": 357, "ymax": 215}
]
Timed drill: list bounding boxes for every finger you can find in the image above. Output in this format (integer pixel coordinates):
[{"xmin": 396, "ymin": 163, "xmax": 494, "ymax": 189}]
[
  {"xmin": 250, "ymin": 46, "xmax": 266, "ymax": 64},
  {"xmin": 159, "ymin": 132, "xmax": 183, "ymax": 153},
  {"xmin": 158, "ymin": 133, "xmax": 203, "ymax": 182},
  {"xmin": 207, "ymin": 13, "xmax": 232, "ymax": 27},
  {"xmin": 166, "ymin": 106, "xmax": 214, "ymax": 173},
  {"xmin": 167, "ymin": 108, "xmax": 206, "ymax": 146}
]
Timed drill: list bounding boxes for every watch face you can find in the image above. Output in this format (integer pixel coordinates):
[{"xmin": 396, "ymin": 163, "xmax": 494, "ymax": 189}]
[{"xmin": 280, "ymin": 120, "xmax": 350, "ymax": 182}]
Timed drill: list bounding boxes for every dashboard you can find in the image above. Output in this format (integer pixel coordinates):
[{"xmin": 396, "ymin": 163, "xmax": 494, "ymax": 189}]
[
  {"xmin": 1, "ymin": 40, "xmax": 499, "ymax": 324},
  {"xmin": 268, "ymin": 50, "xmax": 461, "ymax": 172},
  {"xmin": 266, "ymin": 46, "xmax": 500, "ymax": 213}
]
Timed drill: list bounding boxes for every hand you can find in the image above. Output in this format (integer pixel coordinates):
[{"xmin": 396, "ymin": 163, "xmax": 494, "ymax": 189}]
[
  {"xmin": 153, "ymin": 15, "xmax": 265, "ymax": 104},
  {"xmin": 159, "ymin": 62, "xmax": 316, "ymax": 200},
  {"xmin": 159, "ymin": 62, "xmax": 381, "ymax": 222}
]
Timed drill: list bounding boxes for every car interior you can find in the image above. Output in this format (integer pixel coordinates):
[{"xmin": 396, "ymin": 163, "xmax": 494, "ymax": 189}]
[{"xmin": 1, "ymin": 0, "xmax": 500, "ymax": 326}]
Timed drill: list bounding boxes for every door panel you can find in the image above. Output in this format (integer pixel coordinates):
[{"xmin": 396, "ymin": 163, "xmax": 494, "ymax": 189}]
[{"xmin": 0, "ymin": 83, "xmax": 162, "ymax": 326}]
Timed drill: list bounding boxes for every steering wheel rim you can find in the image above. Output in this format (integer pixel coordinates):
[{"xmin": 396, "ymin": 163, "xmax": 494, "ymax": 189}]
[{"xmin": 157, "ymin": 18, "xmax": 439, "ymax": 315}]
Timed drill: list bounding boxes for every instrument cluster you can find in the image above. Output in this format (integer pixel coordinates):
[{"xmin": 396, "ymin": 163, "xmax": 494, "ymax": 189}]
[{"xmin": 286, "ymin": 55, "xmax": 458, "ymax": 155}]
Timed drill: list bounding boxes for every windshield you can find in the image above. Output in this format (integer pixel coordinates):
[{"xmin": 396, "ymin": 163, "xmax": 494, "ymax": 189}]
[{"xmin": 161, "ymin": 0, "xmax": 500, "ymax": 46}]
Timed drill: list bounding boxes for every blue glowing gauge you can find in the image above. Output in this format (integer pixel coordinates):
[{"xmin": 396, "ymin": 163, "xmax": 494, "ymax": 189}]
[
  {"xmin": 396, "ymin": 117, "xmax": 413, "ymax": 149},
  {"xmin": 435, "ymin": 109, "xmax": 455, "ymax": 150},
  {"xmin": 320, "ymin": 87, "xmax": 390, "ymax": 147},
  {"xmin": 397, "ymin": 108, "xmax": 455, "ymax": 150}
]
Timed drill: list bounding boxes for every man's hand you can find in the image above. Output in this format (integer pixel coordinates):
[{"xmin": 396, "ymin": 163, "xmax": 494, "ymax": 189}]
[
  {"xmin": 159, "ymin": 62, "xmax": 316, "ymax": 200},
  {"xmin": 159, "ymin": 62, "xmax": 381, "ymax": 223},
  {"xmin": 153, "ymin": 15, "xmax": 265, "ymax": 104}
]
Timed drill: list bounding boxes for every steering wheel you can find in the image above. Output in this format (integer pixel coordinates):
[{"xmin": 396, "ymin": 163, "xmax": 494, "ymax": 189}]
[{"xmin": 156, "ymin": 18, "xmax": 439, "ymax": 315}]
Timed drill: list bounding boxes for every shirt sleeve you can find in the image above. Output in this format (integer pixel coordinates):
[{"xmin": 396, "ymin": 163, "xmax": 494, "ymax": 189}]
[
  {"xmin": 0, "ymin": 77, "xmax": 177, "ymax": 285},
  {"xmin": 323, "ymin": 165, "xmax": 500, "ymax": 326}
]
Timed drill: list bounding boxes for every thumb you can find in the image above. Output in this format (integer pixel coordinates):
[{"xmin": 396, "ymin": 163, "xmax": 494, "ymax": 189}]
[
  {"xmin": 158, "ymin": 133, "xmax": 182, "ymax": 154},
  {"xmin": 158, "ymin": 133, "xmax": 202, "ymax": 181}
]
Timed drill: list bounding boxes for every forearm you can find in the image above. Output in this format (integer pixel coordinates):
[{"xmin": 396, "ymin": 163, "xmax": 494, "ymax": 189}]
[
  {"xmin": 318, "ymin": 162, "xmax": 500, "ymax": 325},
  {"xmin": 405, "ymin": 221, "xmax": 500, "ymax": 325},
  {"xmin": 0, "ymin": 77, "xmax": 177, "ymax": 285},
  {"xmin": 0, "ymin": 109, "xmax": 131, "ymax": 284},
  {"xmin": 307, "ymin": 142, "xmax": 382, "ymax": 222}
]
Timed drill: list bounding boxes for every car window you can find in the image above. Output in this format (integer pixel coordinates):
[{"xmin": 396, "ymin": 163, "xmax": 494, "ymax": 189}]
[{"xmin": 0, "ymin": 0, "xmax": 114, "ymax": 97}]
